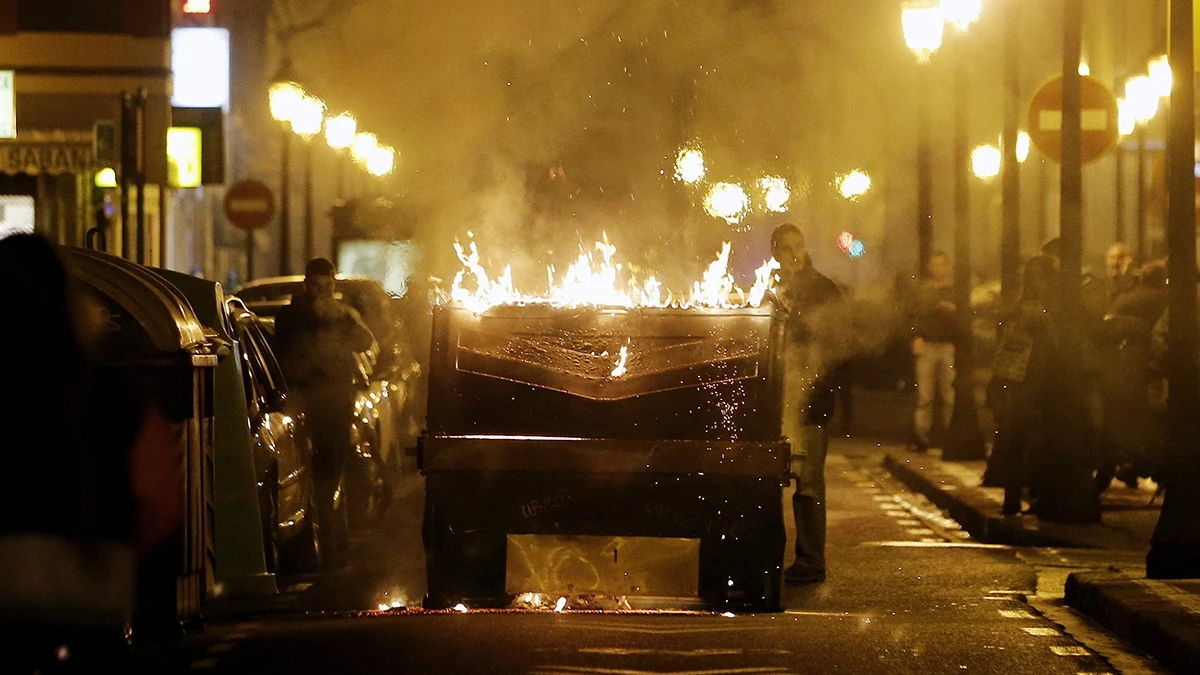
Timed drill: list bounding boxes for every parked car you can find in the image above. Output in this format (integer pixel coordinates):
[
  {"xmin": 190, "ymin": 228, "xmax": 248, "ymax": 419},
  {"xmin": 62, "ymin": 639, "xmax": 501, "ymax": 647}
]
[{"xmin": 226, "ymin": 298, "xmax": 327, "ymax": 573}]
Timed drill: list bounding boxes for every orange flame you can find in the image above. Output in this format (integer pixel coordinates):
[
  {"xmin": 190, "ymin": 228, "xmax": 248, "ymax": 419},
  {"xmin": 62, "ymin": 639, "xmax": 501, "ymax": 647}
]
[{"xmin": 443, "ymin": 235, "xmax": 780, "ymax": 313}]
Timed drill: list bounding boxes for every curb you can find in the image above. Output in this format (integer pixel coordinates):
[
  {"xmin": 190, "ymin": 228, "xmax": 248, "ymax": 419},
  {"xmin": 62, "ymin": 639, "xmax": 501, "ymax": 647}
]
[
  {"xmin": 1065, "ymin": 571, "xmax": 1200, "ymax": 675},
  {"xmin": 882, "ymin": 453, "xmax": 1089, "ymax": 549}
]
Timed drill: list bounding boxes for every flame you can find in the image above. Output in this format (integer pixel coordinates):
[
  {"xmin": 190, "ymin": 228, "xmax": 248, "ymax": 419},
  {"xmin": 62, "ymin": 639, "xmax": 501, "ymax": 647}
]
[
  {"xmin": 835, "ymin": 170, "xmax": 871, "ymax": 200},
  {"xmin": 444, "ymin": 235, "xmax": 780, "ymax": 313},
  {"xmin": 611, "ymin": 345, "xmax": 630, "ymax": 377},
  {"xmin": 453, "ymin": 603, "xmax": 469, "ymax": 613},
  {"xmin": 674, "ymin": 147, "xmax": 706, "ymax": 184},
  {"xmin": 704, "ymin": 182, "xmax": 751, "ymax": 225},
  {"xmin": 555, "ymin": 597, "xmax": 568, "ymax": 613}
]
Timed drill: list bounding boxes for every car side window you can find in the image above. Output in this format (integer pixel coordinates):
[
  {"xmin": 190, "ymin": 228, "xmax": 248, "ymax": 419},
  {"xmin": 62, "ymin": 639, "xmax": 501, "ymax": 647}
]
[
  {"xmin": 250, "ymin": 321, "xmax": 289, "ymax": 395},
  {"xmin": 235, "ymin": 321, "xmax": 266, "ymax": 410}
]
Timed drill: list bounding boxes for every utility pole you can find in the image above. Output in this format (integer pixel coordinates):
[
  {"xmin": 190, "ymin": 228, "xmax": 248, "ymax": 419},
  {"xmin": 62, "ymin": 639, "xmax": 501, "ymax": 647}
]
[
  {"xmin": 943, "ymin": 36, "xmax": 985, "ymax": 461},
  {"xmin": 303, "ymin": 139, "xmax": 314, "ymax": 263},
  {"xmin": 1039, "ymin": 0, "xmax": 1101, "ymax": 523},
  {"xmin": 1115, "ymin": 145, "xmax": 1126, "ymax": 243},
  {"xmin": 1001, "ymin": 0, "xmax": 1022, "ymax": 303},
  {"xmin": 1148, "ymin": 0, "xmax": 1200, "ymax": 579},
  {"xmin": 1136, "ymin": 122, "xmax": 1148, "ymax": 261},
  {"xmin": 917, "ymin": 66, "xmax": 934, "ymax": 279}
]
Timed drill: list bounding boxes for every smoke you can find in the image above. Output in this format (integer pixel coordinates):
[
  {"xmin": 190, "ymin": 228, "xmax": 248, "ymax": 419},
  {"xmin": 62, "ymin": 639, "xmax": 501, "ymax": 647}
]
[{"xmin": 289, "ymin": 0, "xmax": 904, "ymax": 290}]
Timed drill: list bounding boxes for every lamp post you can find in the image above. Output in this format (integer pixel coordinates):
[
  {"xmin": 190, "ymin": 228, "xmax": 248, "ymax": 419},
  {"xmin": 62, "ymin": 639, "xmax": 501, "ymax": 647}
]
[
  {"xmin": 325, "ymin": 113, "xmax": 357, "ymax": 200},
  {"xmin": 268, "ymin": 70, "xmax": 304, "ymax": 276},
  {"xmin": 1148, "ymin": 0, "xmax": 1200, "ymax": 579},
  {"xmin": 936, "ymin": 0, "xmax": 986, "ymax": 462},
  {"xmin": 902, "ymin": 2, "xmax": 944, "ymax": 278},
  {"xmin": 290, "ymin": 93, "xmax": 325, "ymax": 264},
  {"xmin": 1000, "ymin": 0, "xmax": 1022, "ymax": 304}
]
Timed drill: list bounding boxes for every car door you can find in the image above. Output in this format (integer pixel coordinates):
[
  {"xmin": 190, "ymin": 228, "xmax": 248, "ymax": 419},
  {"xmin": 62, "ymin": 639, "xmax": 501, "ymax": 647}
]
[
  {"xmin": 236, "ymin": 318, "xmax": 311, "ymax": 534},
  {"xmin": 245, "ymin": 320, "xmax": 313, "ymax": 529}
]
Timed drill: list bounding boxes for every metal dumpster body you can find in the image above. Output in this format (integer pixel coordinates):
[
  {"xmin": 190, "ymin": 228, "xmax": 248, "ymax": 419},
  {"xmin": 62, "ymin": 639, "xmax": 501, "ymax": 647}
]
[
  {"xmin": 420, "ymin": 304, "xmax": 790, "ymax": 611},
  {"xmin": 65, "ymin": 249, "xmax": 219, "ymax": 633}
]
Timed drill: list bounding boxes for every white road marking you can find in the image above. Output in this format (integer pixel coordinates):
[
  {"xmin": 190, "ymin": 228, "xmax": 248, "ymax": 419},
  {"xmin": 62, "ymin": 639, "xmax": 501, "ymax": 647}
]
[
  {"xmin": 576, "ymin": 648, "xmax": 751, "ymax": 656},
  {"xmin": 999, "ymin": 609, "xmax": 1037, "ymax": 619},
  {"xmin": 894, "ymin": 519, "xmax": 922, "ymax": 526},
  {"xmin": 865, "ymin": 541, "xmax": 1010, "ymax": 549},
  {"xmin": 906, "ymin": 529, "xmax": 936, "ymax": 536},
  {"xmin": 1051, "ymin": 646, "xmax": 1091, "ymax": 656},
  {"xmin": 530, "ymin": 662, "xmax": 792, "ymax": 667},
  {"xmin": 783, "ymin": 610, "xmax": 871, "ymax": 618},
  {"xmin": 1022, "ymin": 627, "xmax": 1061, "ymax": 636},
  {"xmin": 207, "ymin": 642, "xmax": 236, "ymax": 653},
  {"xmin": 190, "ymin": 658, "xmax": 220, "ymax": 669}
]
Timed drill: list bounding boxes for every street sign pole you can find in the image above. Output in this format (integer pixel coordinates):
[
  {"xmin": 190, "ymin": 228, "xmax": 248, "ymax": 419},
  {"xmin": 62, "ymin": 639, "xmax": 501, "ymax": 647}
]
[
  {"xmin": 1038, "ymin": 0, "xmax": 1102, "ymax": 524},
  {"xmin": 1148, "ymin": 0, "xmax": 1200, "ymax": 579},
  {"xmin": 1001, "ymin": 0, "xmax": 1022, "ymax": 304}
]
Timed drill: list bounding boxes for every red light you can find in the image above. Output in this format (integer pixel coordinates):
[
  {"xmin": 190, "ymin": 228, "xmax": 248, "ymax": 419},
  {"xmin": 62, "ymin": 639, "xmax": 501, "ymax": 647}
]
[
  {"xmin": 837, "ymin": 231, "xmax": 855, "ymax": 253},
  {"xmin": 182, "ymin": 0, "xmax": 211, "ymax": 14}
]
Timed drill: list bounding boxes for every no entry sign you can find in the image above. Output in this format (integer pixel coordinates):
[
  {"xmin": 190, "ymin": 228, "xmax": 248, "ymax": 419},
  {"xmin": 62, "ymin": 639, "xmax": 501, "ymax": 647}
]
[
  {"xmin": 1027, "ymin": 75, "xmax": 1120, "ymax": 166},
  {"xmin": 224, "ymin": 179, "xmax": 275, "ymax": 231}
]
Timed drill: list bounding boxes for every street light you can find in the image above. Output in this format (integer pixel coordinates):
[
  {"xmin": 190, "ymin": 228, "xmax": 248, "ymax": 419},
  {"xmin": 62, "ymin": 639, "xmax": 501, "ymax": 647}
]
[
  {"xmin": 940, "ymin": 0, "xmax": 981, "ymax": 33},
  {"xmin": 903, "ymin": 4, "xmax": 945, "ymax": 62},
  {"xmin": 1149, "ymin": 55, "xmax": 1173, "ymax": 99},
  {"xmin": 903, "ymin": 2, "xmax": 943, "ymax": 279},
  {"xmin": 351, "ymin": 132, "xmax": 378, "ymax": 166},
  {"xmin": 971, "ymin": 144, "xmax": 1002, "ymax": 179},
  {"xmin": 366, "ymin": 145, "xmax": 395, "ymax": 177},
  {"xmin": 1016, "ymin": 130, "xmax": 1031, "ymax": 163},
  {"xmin": 325, "ymin": 113, "xmax": 357, "ymax": 199}
]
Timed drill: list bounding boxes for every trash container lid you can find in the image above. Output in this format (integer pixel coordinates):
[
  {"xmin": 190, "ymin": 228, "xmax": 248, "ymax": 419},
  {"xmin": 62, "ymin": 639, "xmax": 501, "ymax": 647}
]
[{"xmin": 64, "ymin": 247, "xmax": 211, "ymax": 358}]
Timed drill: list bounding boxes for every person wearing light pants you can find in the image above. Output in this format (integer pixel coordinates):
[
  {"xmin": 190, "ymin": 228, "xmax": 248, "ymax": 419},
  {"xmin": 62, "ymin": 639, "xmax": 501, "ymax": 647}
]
[
  {"xmin": 769, "ymin": 224, "xmax": 842, "ymax": 586},
  {"xmin": 912, "ymin": 251, "xmax": 957, "ymax": 452}
]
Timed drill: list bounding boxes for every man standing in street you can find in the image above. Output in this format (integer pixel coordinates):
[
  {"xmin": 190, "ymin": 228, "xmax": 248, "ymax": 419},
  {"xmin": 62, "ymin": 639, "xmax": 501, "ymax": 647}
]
[
  {"xmin": 1103, "ymin": 242, "xmax": 1139, "ymax": 310},
  {"xmin": 769, "ymin": 223, "xmax": 842, "ymax": 586},
  {"xmin": 911, "ymin": 251, "xmax": 957, "ymax": 453},
  {"xmin": 275, "ymin": 258, "xmax": 376, "ymax": 565}
]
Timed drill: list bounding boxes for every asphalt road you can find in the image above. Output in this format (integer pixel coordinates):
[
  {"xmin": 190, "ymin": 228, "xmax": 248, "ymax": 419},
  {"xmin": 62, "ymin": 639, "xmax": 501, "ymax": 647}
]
[{"xmin": 135, "ymin": 440, "xmax": 1163, "ymax": 674}]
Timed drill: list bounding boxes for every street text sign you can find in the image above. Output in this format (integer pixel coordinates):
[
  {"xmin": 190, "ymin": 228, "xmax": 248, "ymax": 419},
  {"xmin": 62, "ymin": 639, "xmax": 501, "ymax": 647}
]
[
  {"xmin": 1028, "ymin": 75, "xmax": 1120, "ymax": 166},
  {"xmin": 224, "ymin": 179, "xmax": 275, "ymax": 231}
]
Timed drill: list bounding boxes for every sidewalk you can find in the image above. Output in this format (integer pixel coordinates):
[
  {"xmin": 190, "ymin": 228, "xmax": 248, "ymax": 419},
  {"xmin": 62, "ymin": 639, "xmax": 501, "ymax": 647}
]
[{"xmin": 882, "ymin": 448, "xmax": 1200, "ymax": 674}]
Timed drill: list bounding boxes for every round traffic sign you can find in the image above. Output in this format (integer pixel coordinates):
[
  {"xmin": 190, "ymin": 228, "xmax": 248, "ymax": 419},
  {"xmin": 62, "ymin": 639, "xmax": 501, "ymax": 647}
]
[
  {"xmin": 224, "ymin": 179, "xmax": 276, "ymax": 231},
  {"xmin": 1027, "ymin": 75, "xmax": 1120, "ymax": 166}
]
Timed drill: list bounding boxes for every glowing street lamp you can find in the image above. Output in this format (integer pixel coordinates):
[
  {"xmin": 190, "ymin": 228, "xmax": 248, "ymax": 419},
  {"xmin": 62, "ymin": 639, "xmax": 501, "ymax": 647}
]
[
  {"xmin": 835, "ymin": 170, "xmax": 872, "ymax": 200},
  {"xmin": 366, "ymin": 145, "xmax": 396, "ymax": 177},
  {"xmin": 940, "ymin": 0, "xmax": 982, "ymax": 33},
  {"xmin": 1126, "ymin": 75, "xmax": 1161, "ymax": 124},
  {"xmin": 1117, "ymin": 98, "xmax": 1136, "ymax": 137},
  {"xmin": 269, "ymin": 80, "xmax": 304, "ymax": 124},
  {"xmin": 902, "ymin": 4, "xmax": 945, "ymax": 62},
  {"xmin": 1016, "ymin": 130, "xmax": 1031, "ymax": 163},
  {"xmin": 290, "ymin": 94, "xmax": 325, "ymax": 138},
  {"xmin": 1149, "ymin": 55, "xmax": 1173, "ymax": 98},
  {"xmin": 325, "ymin": 113, "xmax": 357, "ymax": 150},
  {"xmin": 971, "ymin": 144, "xmax": 1002, "ymax": 179},
  {"xmin": 351, "ymin": 132, "xmax": 378, "ymax": 166}
]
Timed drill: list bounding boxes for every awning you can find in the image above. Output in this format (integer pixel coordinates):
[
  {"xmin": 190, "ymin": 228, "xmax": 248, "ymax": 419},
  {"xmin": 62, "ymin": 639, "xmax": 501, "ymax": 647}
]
[{"xmin": 0, "ymin": 128, "xmax": 94, "ymax": 176}]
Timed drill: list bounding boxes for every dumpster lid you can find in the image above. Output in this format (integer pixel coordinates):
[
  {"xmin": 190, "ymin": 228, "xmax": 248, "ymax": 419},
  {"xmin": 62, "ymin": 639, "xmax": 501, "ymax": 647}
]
[{"xmin": 64, "ymin": 247, "xmax": 211, "ymax": 356}]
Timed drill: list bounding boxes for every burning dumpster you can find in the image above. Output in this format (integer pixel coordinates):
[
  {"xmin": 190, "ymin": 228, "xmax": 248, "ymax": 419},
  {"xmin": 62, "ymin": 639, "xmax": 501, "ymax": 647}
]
[{"xmin": 419, "ymin": 298, "xmax": 791, "ymax": 611}]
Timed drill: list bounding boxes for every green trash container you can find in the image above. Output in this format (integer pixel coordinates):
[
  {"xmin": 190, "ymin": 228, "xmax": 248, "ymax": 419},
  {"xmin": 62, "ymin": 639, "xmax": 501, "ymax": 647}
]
[{"xmin": 65, "ymin": 248, "xmax": 220, "ymax": 635}]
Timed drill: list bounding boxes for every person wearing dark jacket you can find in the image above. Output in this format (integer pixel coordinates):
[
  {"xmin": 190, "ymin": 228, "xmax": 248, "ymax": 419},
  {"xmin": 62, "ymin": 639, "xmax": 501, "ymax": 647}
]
[
  {"xmin": 274, "ymin": 258, "xmax": 375, "ymax": 562},
  {"xmin": 910, "ymin": 251, "xmax": 957, "ymax": 452},
  {"xmin": 769, "ymin": 223, "xmax": 842, "ymax": 586}
]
